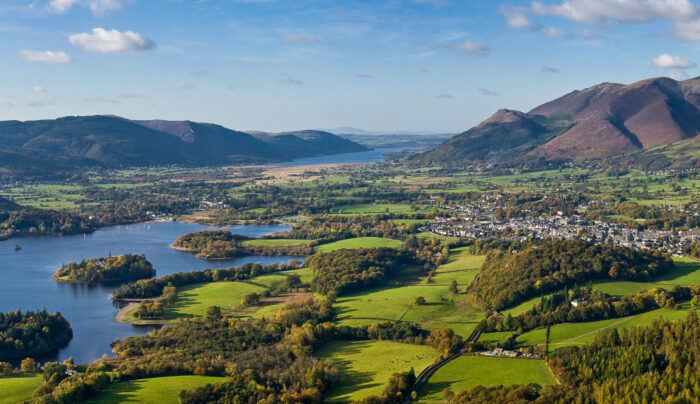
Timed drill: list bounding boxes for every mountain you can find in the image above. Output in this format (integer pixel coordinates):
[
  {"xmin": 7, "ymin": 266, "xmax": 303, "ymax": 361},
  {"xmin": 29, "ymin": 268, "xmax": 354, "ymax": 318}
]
[
  {"xmin": 415, "ymin": 76, "xmax": 700, "ymax": 165},
  {"xmin": 0, "ymin": 116, "xmax": 369, "ymax": 175}
]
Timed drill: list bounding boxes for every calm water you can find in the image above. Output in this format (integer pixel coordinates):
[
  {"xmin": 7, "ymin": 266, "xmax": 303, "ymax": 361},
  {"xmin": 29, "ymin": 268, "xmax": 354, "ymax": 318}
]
[
  {"xmin": 0, "ymin": 221, "xmax": 296, "ymax": 364},
  {"xmin": 267, "ymin": 147, "xmax": 414, "ymax": 167}
]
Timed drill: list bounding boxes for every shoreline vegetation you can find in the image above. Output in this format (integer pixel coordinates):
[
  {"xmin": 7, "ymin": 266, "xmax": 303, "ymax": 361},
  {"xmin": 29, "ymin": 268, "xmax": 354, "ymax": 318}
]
[
  {"xmin": 170, "ymin": 230, "xmax": 314, "ymax": 259},
  {"xmin": 53, "ymin": 254, "xmax": 155, "ymax": 284}
]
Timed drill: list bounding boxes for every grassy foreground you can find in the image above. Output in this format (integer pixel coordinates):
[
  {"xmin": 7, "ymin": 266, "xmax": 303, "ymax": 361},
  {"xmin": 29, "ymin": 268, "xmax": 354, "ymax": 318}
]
[
  {"xmin": 418, "ymin": 356, "xmax": 557, "ymax": 401},
  {"xmin": 86, "ymin": 376, "xmax": 225, "ymax": 404},
  {"xmin": 316, "ymin": 340, "xmax": 439, "ymax": 402},
  {"xmin": 315, "ymin": 237, "xmax": 405, "ymax": 252},
  {"xmin": 0, "ymin": 373, "xmax": 43, "ymax": 404}
]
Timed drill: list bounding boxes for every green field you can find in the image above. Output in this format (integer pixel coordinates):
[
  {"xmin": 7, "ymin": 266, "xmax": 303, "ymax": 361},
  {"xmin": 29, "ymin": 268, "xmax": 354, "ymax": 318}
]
[
  {"xmin": 418, "ymin": 356, "xmax": 557, "ymax": 401},
  {"xmin": 164, "ymin": 281, "xmax": 267, "ymax": 320},
  {"xmin": 316, "ymin": 340, "xmax": 439, "ymax": 402},
  {"xmin": 330, "ymin": 203, "xmax": 435, "ymax": 215},
  {"xmin": 315, "ymin": 237, "xmax": 404, "ymax": 252},
  {"xmin": 0, "ymin": 374, "xmax": 43, "ymax": 404},
  {"xmin": 86, "ymin": 376, "xmax": 225, "ymax": 404},
  {"xmin": 517, "ymin": 305, "xmax": 694, "ymax": 348},
  {"xmin": 242, "ymin": 238, "xmax": 312, "ymax": 247},
  {"xmin": 427, "ymin": 248, "xmax": 484, "ymax": 287},
  {"xmin": 335, "ymin": 278, "xmax": 484, "ymax": 337},
  {"xmin": 251, "ymin": 267, "xmax": 313, "ymax": 289}
]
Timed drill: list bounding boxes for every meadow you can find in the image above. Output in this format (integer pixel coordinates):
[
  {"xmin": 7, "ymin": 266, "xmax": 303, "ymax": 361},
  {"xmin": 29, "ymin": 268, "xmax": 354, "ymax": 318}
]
[
  {"xmin": 86, "ymin": 376, "xmax": 225, "ymax": 404},
  {"xmin": 427, "ymin": 248, "xmax": 484, "ymax": 286},
  {"xmin": 315, "ymin": 340, "xmax": 439, "ymax": 402},
  {"xmin": 315, "ymin": 237, "xmax": 404, "ymax": 252},
  {"xmin": 163, "ymin": 281, "xmax": 267, "ymax": 320},
  {"xmin": 516, "ymin": 304, "xmax": 694, "ymax": 348},
  {"xmin": 0, "ymin": 373, "xmax": 43, "ymax": 404},
  {"xmin": 418, "ymin": 356, "xmax": 557, "ymax": 401}
]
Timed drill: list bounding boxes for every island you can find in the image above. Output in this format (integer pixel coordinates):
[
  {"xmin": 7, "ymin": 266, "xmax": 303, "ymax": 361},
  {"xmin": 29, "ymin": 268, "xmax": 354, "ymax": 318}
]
[
  {"xmin": 0, "ymin": 310, "xmax": 73, "ymax": 361},
  {"xmin": 53, "ymin": 254, "xmax": 155, "ymax": 284}
]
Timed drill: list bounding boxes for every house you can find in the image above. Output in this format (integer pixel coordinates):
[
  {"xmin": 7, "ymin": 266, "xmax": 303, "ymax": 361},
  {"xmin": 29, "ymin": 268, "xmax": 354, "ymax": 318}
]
[{"xmin": 571, "ymin": 298, "xmax": 585, "ymax": 307}]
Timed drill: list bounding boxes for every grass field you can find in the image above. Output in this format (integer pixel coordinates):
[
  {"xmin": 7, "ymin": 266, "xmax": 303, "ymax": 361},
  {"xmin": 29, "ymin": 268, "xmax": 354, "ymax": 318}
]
[
  {"xmin": 330, "ymin": 203, "xmax": 436, "ymax": 215},
  {"xmin": 242, "ymin": 239, "xmax": 312, "ymax": 247},
  {"xmin": 517, "ymin": 304, "xmax": 694, "ymax": 348},
  {"xmin": 427, "ymin": 248, "xmax": 484, "ymax": 287},
  {"xmin": 164, "ymin": 281, "xmax": 267, "ymax": 320},
  {"xmin": 418, "ymin": 356, "xmax": 557, "ymax": 401},
  {"xmin": 315, "ymin": 237, "xmax": 404, "ymax": 252},
  {"xmin": 86, "ymin": 376, "xmax": 225, "ymax": 404},
  {"xmin": 335, "ymin": 280, "xmax": 484, "ymax": 337},
  {"xmin": 0, "ymin": 374, "xmax": 43, "ymax": 404},
  {"xmin": 251, "ymin": 267, "xmax": 313, "ymax": 289},
  {"xmin": 316, "ymin": 340, "xmax": 439, "ymax": 402}
]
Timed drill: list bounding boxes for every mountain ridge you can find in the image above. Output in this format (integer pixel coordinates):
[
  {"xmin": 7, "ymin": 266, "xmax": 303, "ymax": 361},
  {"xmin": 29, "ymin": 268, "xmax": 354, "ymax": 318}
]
[
  {"xmin": 414, "ymin": 76, "xmax": 700, "ymax": 166},
  {"xmin": 0, "ymin": 115, "xmax": 369, "ymax": 176}
]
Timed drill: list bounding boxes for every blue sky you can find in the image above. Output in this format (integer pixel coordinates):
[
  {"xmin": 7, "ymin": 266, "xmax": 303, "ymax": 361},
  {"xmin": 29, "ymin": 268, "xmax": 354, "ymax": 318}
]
[{"xmin": 3, "ymin": 0, "xmax": 700, "ymax": 132}]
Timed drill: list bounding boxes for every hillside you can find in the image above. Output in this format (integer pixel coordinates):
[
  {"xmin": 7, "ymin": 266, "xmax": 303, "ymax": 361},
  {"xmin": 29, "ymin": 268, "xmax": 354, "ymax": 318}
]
[
  {"xmin": 0, "ymin": 116, "xmax": 369, "ymax": 175},
  {"xmin": 415, "ymin": 76, "xmax": 700, "ymax": 165}
]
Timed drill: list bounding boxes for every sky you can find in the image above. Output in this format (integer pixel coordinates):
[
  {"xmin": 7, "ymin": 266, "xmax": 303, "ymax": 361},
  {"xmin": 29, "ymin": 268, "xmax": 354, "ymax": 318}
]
[{"xmin": 3, "ymin": 0, "xmax": 700, "ymax": 133}]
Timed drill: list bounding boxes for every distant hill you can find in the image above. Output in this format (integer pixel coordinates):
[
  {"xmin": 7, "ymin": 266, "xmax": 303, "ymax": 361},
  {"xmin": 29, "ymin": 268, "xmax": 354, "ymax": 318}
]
[
  {"xmin": 0, "ymin": 116, "xmax": 369, "ymax": 175},
  {"xmin": 414, "ymin": 76, "xmax": 700, "ymax": 166},
  {"xmin": 335, "ymin": 133, "xmax": 454, "ymax": 149}
]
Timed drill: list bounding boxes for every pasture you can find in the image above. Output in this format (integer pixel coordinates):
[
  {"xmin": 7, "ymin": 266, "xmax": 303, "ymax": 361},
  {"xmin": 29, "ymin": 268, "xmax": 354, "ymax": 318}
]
[
  {"xmin": 0, "ymin": 374, "xmax": 43, "ymax": 404},
  {"xmin": 418, "ymin": 356, "xmax": 557, "ymax": 401},
  {"xmin": 315, "ymin": 237, "xmax": 404, "ymax": 252},
  {"xmin": 315, "ymin": 340, "xmax": 439, "ymax": 402},
  {"xmin": 164, "ymin": 281, "xmax": 267, "ymax": 320},
  {"xmin": 86, "ymin": 375, "xmax": 225, "ymax": 404}
]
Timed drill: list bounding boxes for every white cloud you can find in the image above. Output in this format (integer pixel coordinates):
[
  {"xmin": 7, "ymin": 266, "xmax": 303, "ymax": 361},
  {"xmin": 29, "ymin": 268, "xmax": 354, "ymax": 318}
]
[
  {"xmin": 651, "ymin": 53, "xmax": 696, "ymax": 68},
  {"xmin": 650, "ymin": 54, "xmax": 696, "ymax": 80},
  {"xmin": 501, "ymin": 6, "xmax": 532, "ymax": 29},
  {"xmin": 477, "ymin": 88, "xmax": 499, "ymax": 96},
  {"xmin": 450, "ymin": 40, "xmax": 490, "ymax": 55},
  {"xmin": 281, "ymin": 33, "xmax": 318, "ymax": 44},
  {"xmin": 20, "ymin": 50, "xmax": 72, "ymax": 63},
  {"xmin": 69, "ymin": 28, "xmax": 155, "ymax": 53},
  {"xmin": 531, "ymin": 0, "xmax": 697, "ymax": 24},
  {"xmin": 540, "ymin": 26, "xmax": 570, "ymax": 38},
  {"xmin": 32, "ymin": 86, "xmax": 46, "ymax": 93},
  {"xmin": 48, "ymin": 0, "xmax": 122, "ymax": 14}
]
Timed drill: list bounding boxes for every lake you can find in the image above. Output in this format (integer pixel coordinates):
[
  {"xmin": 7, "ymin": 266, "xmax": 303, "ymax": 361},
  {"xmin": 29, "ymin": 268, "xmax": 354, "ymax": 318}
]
[
  {"xmin": 267, "ymin": 147, "xmax": 415, "ymax": 167},
  {"xmin": 0, "ymin": 221, "xmax": 297, "ymax": 364}
]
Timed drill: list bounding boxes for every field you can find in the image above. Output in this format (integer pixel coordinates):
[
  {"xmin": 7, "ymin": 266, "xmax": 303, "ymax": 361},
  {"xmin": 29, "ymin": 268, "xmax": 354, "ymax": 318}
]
[
  {"xmin": 251, "ymin": 267, "xmax": 313, "ymax": 289},
  {"xmin": 516, "ymin": 304, "xmax": 694, "ymax": 348},
  {"xmin": 427, "ymin": 248, "xmax": 484, "ymax": 287},
  {"xmin": 0, "ymin": 374, "xmax": 43, "ymax": 404},
  {"xmin": 315, "ymin": 340, "xmax": 439, "ymax": 402},
  {"xmin": 330, "ymin": 203, "xmax": 436, "ymax": 215},
  {"xmin": 163, "ymin": 281, "xmax": 267, "ymax": 320},
  {"xmin": 334, "ymin": 266, "xmax": 484, "ymax": 337},
  {"xmin": 418, "ymin": 356, "xmax": 557, "ymax": 401},
  {"xmin": 86, "ymin": 376, "xmax": 225, "ymax": 404},
  {"xmin": 315, "ymin": 237, "xmax": 404, "ymax": 252}
]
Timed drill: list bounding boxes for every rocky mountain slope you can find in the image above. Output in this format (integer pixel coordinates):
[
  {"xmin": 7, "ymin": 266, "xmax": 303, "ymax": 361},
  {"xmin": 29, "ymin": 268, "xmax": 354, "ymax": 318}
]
[{"xmin": 415, "ymin": 76, "xmax": 700, "ymax": 166}]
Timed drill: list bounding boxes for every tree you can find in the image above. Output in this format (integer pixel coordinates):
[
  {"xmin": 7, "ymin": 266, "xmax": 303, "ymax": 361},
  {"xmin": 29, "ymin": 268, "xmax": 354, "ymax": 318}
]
[
  {"xmin": 692, "ymin": 295, "xmax": 700, "ymax": 311},
  {"xmin": 449, "ymin": 280, "xmax": 459, "ymax": 294},
  {"xmin": 285, "ymin": 274, "xmax": 302, "ymax": 291},
  {"xmin": 413, "ymin": 296, "xmax": 426, "ymax": 305},
  {"xmin": 241, "ymin": 293, "xmax": 260, "ymax": 307},
  {"xmin": 20, "ymin": 357, "xmax": 36, "ymax": 373},
  {"xmin": 205, "ymin": 305, "xmax": 222, "ymax": 320}
]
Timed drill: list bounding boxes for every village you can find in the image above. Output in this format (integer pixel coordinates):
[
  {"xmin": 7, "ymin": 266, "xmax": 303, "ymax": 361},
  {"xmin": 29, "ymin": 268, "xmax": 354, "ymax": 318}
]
[{"xmin": 425, "ymin": 197, "xmax": 700, "ymax": 254}]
